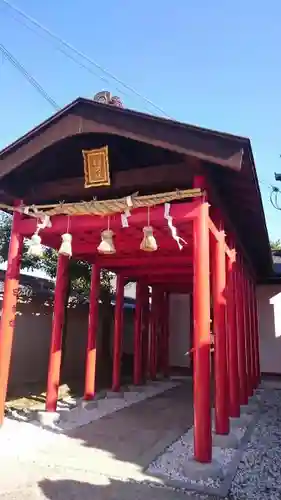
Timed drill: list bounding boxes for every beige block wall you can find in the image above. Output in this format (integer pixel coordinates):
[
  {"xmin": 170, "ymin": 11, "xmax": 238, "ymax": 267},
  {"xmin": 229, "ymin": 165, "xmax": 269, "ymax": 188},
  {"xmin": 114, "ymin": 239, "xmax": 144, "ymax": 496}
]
[
  {"xmin": 8, "ymin": 300, "xmax": 52, "ymax": 391},
  {"xmin": 6, "ymin": 283, "xmax": 279, "ymax": 394},
  {"xmin": 257, "ymin": 284, "xmax": 281, "ymax": 375},
  {"xmin": 6, "ymin": 298, "xmax": 91, "ymax": 395},
  {"xmin": 1, "ymin": 287, "xmax": 193, "ymax": 393},
  {"xmin": 2, "ymin": 295, "xmax": 134, "ymax": 396}
]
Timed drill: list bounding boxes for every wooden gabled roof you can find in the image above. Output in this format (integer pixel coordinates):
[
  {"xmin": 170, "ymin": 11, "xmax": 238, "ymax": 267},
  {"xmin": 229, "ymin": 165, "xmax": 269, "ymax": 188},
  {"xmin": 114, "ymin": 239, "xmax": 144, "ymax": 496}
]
[
  {"xmin": 0, "ymin": 97, "xmax": 272, "ymax": 278},
  {"xmin": 0, "ymin": 97, "xmax": 245, "ymax": 177}
]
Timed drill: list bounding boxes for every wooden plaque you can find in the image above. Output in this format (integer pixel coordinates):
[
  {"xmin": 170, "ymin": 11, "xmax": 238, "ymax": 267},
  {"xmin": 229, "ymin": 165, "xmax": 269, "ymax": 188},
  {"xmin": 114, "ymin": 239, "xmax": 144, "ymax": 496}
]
[{"xmin": 82, "ymin": 146, "xmax": 110, "ymax": 188}]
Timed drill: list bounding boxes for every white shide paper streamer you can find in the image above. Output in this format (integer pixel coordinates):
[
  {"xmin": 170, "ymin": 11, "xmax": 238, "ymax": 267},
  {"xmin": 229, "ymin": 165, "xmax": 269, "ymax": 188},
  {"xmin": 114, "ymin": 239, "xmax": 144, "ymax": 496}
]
[{"xmin": 164, "ymin": 203, "xmax": 187, "ymax": 250}]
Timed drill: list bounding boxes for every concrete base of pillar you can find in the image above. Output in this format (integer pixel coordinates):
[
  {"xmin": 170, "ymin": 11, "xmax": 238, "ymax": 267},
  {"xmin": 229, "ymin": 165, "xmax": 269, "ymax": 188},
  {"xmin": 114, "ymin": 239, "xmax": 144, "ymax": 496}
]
[
  {"xmin": 212, "ymin": 431, "xmax": 239, "ymax": 449},
  {"xmin": 240, "ymin": 403, "xmax": 258, "ymax": 414},
  {"xmin": 230, "ymin": 413, "xmax": 252, "ymax": 427},
  {"xmin": 37, "ymin": 411, "xmax": 60, "ymax": 427},
  {"xmin": 149, "ymin": 379, "xmax": 161, "ymax": 385},
  {"xmin": 127, "ymin": 384, "xmax": 143, "ymax": 392},
  {"xmin": 183, "ymin": 457, "xmax": 223, "ymax": 481},
  {"xmin": 106, "ymin": 390, "xmax": 124, "ymax": 399},
  {"xmin": 124, "ymin": 391, "xmax": 141, "ymax": 399},
  {"xmin": 94, "ymin": 390, "xmax": 107, "ymax": 400},
  {"xmin": 82, "ymin": 400, "xmax": 98, "ymax": 411},
  {"xmin": 248, "ymin": 394, "xmax": 259, "ymax": 404}
]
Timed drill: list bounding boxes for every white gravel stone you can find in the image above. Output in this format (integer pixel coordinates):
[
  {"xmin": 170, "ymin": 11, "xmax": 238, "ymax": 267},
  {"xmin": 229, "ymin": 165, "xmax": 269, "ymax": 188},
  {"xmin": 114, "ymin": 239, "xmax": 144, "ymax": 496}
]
[
  {"xmin": 148, "ymin": 428, "xmax": 237, "ymax": 490},
  {"xmin": 229, "ymin": 388, "xmax": 281, "ymax": 500}
]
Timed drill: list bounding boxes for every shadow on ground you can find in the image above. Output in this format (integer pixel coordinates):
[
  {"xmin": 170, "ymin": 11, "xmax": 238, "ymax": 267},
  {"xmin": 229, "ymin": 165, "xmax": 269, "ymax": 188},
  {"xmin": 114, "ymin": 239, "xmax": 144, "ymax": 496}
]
[
  {"xmin": 65, "ymin": 382, "xmax": 194, "ymax": 468},
  {"xmin": 6, "ymin": 381, "xmax": 195, "ymax": 475},
  {"xmin": 39, "ymin": 478, "xmax": 193, "ymax": 500},
  {"xmin": 4, "ymin": 381, "xmax": 197, "ymax": 496}
]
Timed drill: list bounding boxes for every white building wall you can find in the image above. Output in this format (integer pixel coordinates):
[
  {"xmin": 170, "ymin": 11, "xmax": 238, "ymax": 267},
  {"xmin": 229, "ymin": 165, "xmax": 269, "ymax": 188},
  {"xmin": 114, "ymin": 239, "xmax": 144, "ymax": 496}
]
[
  {"xmin": 169, "ymin": 294, "xmax": 191, "ymax": 368},
  {"xmin": 257, "ymin": 284, "xmax": 281, "ymax": 375}
]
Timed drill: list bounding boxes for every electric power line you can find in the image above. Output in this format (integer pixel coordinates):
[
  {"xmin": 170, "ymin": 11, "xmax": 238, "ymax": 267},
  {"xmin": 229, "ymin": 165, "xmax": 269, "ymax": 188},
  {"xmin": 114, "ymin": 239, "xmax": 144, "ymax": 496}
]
[
  {"xmin": 1, "ymin": 0, "xmax": 171, "ymax": 119},
  {"xmin": 1, "ymin": 0, "xmax": 279, "ymax": 211},
  {"xmin": 0, "ymin": 42, "xmax": 60, "ymax": 111},
  {"xmin": 1, "ymin": 5, "xmax": 132, "ymax": 104}
]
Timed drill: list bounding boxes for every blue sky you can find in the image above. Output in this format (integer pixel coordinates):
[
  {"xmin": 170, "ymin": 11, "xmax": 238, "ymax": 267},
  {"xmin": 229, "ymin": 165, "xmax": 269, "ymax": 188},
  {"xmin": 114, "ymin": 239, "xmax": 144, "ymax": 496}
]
[{"xmin": 0, "ymin": 0, "xmax": 281, "ymax": 240}]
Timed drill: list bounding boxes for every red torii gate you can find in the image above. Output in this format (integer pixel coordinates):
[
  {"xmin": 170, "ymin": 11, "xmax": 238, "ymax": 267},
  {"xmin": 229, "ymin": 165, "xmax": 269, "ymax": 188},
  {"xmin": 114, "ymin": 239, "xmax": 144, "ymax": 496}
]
[{"xmin": 0, "ymin": 186, "xmax": 260, "ymax": 464}]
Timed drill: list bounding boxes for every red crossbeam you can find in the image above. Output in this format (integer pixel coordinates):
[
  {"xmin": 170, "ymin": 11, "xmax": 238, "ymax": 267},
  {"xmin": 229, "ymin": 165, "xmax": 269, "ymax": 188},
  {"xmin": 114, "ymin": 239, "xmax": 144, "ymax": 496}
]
[{"xmin": 97, "ymin": 255, "xmax": 193, "ymax": 269}]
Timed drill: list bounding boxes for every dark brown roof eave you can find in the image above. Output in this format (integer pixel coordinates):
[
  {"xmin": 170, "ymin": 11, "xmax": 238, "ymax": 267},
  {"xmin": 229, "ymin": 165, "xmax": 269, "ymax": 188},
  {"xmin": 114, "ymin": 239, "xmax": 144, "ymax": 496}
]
[{"xmin": 0, "ymin": 97, "xmax": 247, "ymax": 170}]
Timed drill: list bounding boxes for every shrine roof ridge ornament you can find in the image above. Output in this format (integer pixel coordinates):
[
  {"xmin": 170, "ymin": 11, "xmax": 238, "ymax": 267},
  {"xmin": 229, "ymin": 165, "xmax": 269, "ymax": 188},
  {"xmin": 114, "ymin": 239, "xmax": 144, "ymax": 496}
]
[{"xmin": 93, "ymin": 91, "xmax": 124, "ymax": 108}]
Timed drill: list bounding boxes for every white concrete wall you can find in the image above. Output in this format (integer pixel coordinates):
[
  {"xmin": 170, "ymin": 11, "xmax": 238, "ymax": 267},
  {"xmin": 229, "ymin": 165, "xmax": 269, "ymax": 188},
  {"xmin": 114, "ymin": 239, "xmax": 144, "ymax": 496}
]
[
  {"xmin": 169, "ymin": 294, "xmax": 191, "ymax": 368},
  {"xmin": 257, "ymin": 284, "xmax": 281, "ymax": 375}
]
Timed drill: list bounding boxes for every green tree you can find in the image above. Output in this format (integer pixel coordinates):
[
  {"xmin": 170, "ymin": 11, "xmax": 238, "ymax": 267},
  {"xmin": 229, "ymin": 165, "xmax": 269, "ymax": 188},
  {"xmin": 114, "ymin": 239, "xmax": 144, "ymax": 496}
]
[
  {"xmin": 0, "ymin": 211, "xmax": 114, "ymax": 377},
  {"xmin": 0, "ymin": 211, "xmax": 42, "ymax": 271},
  {"xmin": 270, "ymin": 239, "xmax": 281, "ymax": 252},
  {"xmin": 0, "ymin": 211, "xmax": 111, "ymax": 296}
]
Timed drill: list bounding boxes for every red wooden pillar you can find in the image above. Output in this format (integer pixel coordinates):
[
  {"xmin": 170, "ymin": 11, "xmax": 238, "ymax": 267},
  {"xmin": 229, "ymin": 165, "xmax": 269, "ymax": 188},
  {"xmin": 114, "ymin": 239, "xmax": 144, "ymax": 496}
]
[
  {"xmin": 133, "ymin": 282, "xmax": 142, "ymax": 385},
  {"xmin": 112, "ymin": 275, "xmax": 124, "ymax": 392},
  {"xmin": 149, "ymin": 287, "xmax": 158, "ymax": 380},
  {"xmin": 84, "ymin": 265, "xmax": 100, "ymax": 400},
  {"xmin": 141, "ymin": 285, "xmax": 150, "ymax": 382},
  {"xmin": 193, "ymin": 200, "xmax": 212, "ymax": 463},
  {"xmin": 227, "ymin": 253, "xmax": 240, "ymax": 417},
  {"xmin": 213, "ymin": 231, "xmax": 229, "ymax": 435},
  {"xmin": 0, "ymin": 205, "xmax": 23, "ymax": 426},
  {"xmin": 46, "ymin": 254, "xmax": 70, "ymax": 412},
  {"xmin": 237, "ymin": 262, "xmax": 248, "ymax": 404},
  {"xmin": 237, "ymin": 264, "xmax": 249, "ymax": 404}
]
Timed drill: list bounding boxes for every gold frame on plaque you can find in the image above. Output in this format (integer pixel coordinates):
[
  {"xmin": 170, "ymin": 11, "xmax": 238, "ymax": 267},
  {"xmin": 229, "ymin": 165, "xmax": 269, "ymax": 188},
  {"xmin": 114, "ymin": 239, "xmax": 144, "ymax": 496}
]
[{"xmin": 82, "ymin": 146, "xmax": 110, "ymax": 188}]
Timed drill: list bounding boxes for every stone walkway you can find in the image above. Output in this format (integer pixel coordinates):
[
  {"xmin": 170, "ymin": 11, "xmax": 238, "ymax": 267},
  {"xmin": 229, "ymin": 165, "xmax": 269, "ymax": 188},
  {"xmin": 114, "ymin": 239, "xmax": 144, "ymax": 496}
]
[{"xmin": 67, "ymin": 382, "xmax": 194, "ymax": 472}]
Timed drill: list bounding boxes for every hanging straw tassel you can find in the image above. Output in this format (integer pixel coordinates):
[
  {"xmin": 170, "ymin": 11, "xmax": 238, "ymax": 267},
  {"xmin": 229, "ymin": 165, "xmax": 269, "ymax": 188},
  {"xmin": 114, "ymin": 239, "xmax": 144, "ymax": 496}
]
[
  {"xmin": 28, "ymin": 232, "xmax": 43, "ymax": 257},
  {"xmin": 59, "ymin": 233, "xmax": 72, "ymax": 257},
  {"xmin": 140, "ymin": 207, "xmax": 157, "ymax": 252},
  {"xmin": 140, "ymin": 226, "xmax": 157, "ymax": 252},
  {"xmin": 97, "ymin": 229, "xmax": 116, "ymax": 254},
  {"xmin": 98, "ymin": 217, "xmax": 116, "ymax": 254},
  {"xmin": 59, "ymin": 217, "xmax": 72, "ymax": 257}
]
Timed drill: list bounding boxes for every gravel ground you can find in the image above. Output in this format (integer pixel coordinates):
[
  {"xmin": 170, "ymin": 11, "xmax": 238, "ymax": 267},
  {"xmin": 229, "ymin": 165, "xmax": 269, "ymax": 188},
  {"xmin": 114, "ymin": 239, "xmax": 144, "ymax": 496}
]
[
  {"xmin": 228, "ymin": 388, "xmax": 281, "ymax": 500},
  {"xmin": 148, "ymin": 387, "xmax": 281, "ymax": 499},
  {"xmin": 148, "ymin": 433, "xmax": 237, "ymax": 490},
  {"xmin": 1, "ymin": 387, "xmax": 281, "ymax": 499}
]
